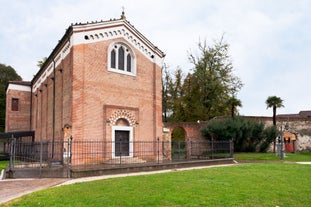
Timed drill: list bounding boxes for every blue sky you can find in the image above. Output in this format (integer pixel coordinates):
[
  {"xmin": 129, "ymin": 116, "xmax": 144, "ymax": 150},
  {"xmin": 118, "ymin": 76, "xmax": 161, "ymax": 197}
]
[{"xmin": 1, "ymin": 0, "xmax": 310, "ymax": 116}]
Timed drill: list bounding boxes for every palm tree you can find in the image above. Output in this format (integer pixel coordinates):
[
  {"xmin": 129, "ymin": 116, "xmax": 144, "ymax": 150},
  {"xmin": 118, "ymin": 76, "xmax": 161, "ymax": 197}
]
[
  {"xmin": 227, "ymin": 96, "xmax": 242, "ymax": 119},
  {"xmin": 266, "ymin": 96, "xmax": 284, "ymax": 153},
  {"xmin": 265, "ymin": 96, "xmax": 284, "ymax": 126}
]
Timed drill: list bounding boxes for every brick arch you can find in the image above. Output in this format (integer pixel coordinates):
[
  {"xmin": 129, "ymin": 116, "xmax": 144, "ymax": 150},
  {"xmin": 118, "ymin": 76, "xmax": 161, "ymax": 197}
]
[
  {"xmin": 163, "ymin": 121, "xmax": 209, "ymax": 141},
  {"xmin": 108, "ymin": 109, "xmax": 136, "ymax": 126}
]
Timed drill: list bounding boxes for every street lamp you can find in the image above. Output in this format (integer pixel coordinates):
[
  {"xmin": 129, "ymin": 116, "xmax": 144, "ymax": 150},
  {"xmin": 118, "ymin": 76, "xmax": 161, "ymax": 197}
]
[{"xmin": 280, "ymin": 121, "xmax": 289, "ymax": 160}]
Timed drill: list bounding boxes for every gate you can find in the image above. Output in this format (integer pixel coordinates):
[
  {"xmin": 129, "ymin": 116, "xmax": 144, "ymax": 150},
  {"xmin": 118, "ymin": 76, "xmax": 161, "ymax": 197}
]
[
  {"xmin": 171, "ymin": 140, "xmax": 233, "ymax": 160},
  {"xmin": 6, "ymin": 137, "xmax": 71, "ymax": 179},
  {"xmin": 171, "ymin": 141, "xmax": 187, "ymax": 160}
]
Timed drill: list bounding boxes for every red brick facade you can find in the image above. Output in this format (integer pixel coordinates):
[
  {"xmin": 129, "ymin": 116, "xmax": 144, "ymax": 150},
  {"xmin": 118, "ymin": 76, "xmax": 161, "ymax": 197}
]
[{"xmin": 6, "ymin": 15, "xmax": 165, "ymax": 163}]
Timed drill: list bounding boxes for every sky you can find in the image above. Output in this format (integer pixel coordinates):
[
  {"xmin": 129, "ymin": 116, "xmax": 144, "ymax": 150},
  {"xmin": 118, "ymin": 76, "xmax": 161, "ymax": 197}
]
[{"xmin": 1, "ymin": 0, "xmax": 310, "ymax": 116}]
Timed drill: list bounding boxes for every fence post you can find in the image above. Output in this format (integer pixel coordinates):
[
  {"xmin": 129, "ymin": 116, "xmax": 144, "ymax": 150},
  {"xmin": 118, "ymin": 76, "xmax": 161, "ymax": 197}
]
[
  {"xmin": 39, "ymin": 140, "xmax": 43, "ymax": 178},
  {"xmin": 186, "ymin": 139, "xmax": 191, "ymax": 160},
  {"xmin": 230, "ymin": 140, "xmax": 234, "ymax": 158},
  {"xmin": 119, "ymin": 138, "xmax": 122, "ymax": 166},
  {"xmin": 157, "ymin": 137, "xmax": 160, "ymax": 164},
  {"xmin": 177, "ymin": 142, "xmax": 181, "ymax": 160},
  {"xmin": 68, "ymin": 136, "xmax": 73, "ymax": 178},
  {"xmin": 8, "ymin": 135, "xmax": 15, "ymax": 178},
  {"xmin": 211, "ymin": 139, "xmax": 214, "ymax": 159}
]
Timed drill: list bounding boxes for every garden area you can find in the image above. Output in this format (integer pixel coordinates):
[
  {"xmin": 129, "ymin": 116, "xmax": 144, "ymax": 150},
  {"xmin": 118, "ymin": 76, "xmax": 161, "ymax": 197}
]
[{"xmin": 0, "ymin": 152, "xmax": 310, "ymax": 207}]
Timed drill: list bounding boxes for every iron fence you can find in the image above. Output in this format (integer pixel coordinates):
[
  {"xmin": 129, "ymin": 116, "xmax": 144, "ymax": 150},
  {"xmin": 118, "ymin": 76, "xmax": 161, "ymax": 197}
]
[{"xmin": 6, "ymin": 138, "xmax": 233, "ymax": 178}]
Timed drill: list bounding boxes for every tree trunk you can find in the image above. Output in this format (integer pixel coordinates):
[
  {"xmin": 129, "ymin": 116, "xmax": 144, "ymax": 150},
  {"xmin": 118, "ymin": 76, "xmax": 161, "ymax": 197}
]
[{"xmin": 273, "ymin": 106, "xmax": 277, "ymax": 152}]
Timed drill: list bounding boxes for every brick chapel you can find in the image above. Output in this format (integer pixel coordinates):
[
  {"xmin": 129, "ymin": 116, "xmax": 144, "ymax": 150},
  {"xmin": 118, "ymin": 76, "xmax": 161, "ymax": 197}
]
[{"xmin": 5, "ymin": 12, "xmax": 165, "ymax": 161}]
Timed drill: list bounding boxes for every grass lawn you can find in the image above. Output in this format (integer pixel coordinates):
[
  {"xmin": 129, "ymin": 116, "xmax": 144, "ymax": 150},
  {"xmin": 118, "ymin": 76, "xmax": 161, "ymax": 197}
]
[
  {"xmin": 0, "ymin": 160, "xmax": 8, "ymax": 171},
  {"xmin": 2, "ymin": 162, "xmax": 311, "ymax": 207},
  {"xmin": 234, "ymin": 151, "xmax": 311, "ymax": 162},
  {"xmin": 0, "ymin": 152, "xmax": 9, "ymax": 171}
]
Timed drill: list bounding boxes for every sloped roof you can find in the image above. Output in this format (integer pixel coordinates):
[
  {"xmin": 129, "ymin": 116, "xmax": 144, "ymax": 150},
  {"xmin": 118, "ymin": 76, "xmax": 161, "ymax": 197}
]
[
  {"xmin": 8, "ymin": 81, "xmax": 31, "ymax": 86},
  {"xmin": 6, "ymin": 81, "xmax": 32, "ymax": 92}
]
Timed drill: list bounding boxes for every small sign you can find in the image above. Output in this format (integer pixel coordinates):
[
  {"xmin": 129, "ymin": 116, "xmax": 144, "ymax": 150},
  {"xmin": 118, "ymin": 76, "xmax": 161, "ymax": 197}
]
[{"xmin": 163, "ymin": 128, "xmax": 170, "ymax": 133}]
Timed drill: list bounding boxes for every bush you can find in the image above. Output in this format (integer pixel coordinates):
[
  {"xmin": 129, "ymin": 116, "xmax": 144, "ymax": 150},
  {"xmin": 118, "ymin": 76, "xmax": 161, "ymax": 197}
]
[{"xmin": 202, "ymin": 117, "xmax": 278, "ymax": 152}]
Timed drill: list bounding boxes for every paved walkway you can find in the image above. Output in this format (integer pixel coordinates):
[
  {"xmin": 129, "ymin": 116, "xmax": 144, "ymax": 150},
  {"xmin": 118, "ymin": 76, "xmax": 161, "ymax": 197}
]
[{"xmin": 0, "ymin": 178, "xmax": 68, "ymax": 204}]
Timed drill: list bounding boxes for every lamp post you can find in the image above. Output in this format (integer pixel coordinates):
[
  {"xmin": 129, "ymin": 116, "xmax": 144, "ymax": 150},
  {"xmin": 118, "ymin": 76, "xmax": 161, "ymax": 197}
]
[{"xmin": 280, "ymin": 121, "xmax": 289, "ymax": 160}]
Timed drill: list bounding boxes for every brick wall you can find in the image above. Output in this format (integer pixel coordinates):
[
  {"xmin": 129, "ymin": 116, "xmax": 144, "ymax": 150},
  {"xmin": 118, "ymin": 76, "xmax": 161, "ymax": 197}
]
[
  {"xmin": 32, "ymin": 53, "xmax": 72, "ymax": 142},
  {"xmin": 70, "ymin": 38, "xmax": 162, "ymax": 143}
]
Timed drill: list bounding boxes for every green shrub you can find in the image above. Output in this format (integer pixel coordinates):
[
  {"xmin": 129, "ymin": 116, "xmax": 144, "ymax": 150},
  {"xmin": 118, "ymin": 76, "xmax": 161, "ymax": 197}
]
[{"xmin": 202, "ymin": 117, "xmax": 278, "ymax": 152}]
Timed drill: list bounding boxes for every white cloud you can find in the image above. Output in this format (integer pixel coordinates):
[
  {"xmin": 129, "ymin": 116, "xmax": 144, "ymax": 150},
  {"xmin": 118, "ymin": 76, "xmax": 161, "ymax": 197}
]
[{"xmin": 1, "ymin": 0, "xmax": 310, "ymax": 116}]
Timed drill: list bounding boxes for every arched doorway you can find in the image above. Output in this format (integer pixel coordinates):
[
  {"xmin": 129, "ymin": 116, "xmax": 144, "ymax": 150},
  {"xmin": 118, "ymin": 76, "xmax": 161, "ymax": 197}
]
[
  {"xmin": 112, "ymin": 118, "xmax": 133, "ymax": 158},
  {"xmin": 171, "ymin": 127, "xmax": 187, "ymax": 160},
  {"xmin": 171, "ymin": 127, "xmax": 186, "ymax": 142}
]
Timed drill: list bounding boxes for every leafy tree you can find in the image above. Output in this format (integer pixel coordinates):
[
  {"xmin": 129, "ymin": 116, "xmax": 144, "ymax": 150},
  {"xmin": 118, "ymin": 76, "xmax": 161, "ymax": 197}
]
[
  {"xmin": 37, "ymin": 57, "xmax": 47, "ymax": 68},
  {"xmin": 162, "ymin": 64, "xmax": 172, "ymax": 122},
  {"xmin": 188, "ymin": 37, "xmax": 243, "ymax": 120},
  {"xmin": 181, "ymin": 73, "xmax": 203, "ymax": 122},
  {"xmin": 168, "ymin": 67, "xmax": 186, "ymax": 122},
  {"xmin": 0, "ymin": 63, "xmax": 22, "ymax": 132},
  {"xmin": 162, "ymin": 37, "xmax": 243, "ymax": 122}
]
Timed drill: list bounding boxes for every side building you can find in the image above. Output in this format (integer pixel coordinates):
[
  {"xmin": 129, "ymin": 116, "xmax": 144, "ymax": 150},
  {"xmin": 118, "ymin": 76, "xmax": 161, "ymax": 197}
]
[{"xmin": 5, "ymin": 81, "xmax": 31, "ymax": 132}]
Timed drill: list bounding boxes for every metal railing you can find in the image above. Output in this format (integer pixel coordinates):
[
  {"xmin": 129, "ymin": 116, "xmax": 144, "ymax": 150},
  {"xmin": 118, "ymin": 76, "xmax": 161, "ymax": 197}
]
[{"xmin": 6, "ymin": 138, "xmax": 233, "ymax": 178}]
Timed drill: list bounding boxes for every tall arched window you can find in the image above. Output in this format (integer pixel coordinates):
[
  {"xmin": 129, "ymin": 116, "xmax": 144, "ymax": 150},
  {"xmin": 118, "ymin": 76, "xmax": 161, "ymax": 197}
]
[
  {"xmin": 108, "ymin": 42, "xmax": 136, "ymax": 76},
  {"xmin": 126, "ymin": 54, "xmax": 131, "ymax": 72},
  {"xmin": 111, "ymin": 49, "xmax": 116, "ymax": 68},
  {"xmin": 118, "ymin": 47, "xmax": 125, "ymax": 70}
]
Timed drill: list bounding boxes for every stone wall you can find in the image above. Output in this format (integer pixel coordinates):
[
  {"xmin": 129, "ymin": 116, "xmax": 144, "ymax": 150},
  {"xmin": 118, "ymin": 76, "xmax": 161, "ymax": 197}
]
[{"xmin": 284, "ymin": 119, "xmax": 311, "ymax": 152}]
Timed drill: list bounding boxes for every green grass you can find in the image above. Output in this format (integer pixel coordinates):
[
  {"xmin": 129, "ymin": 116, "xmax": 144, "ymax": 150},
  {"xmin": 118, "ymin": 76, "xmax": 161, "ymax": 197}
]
[
  {"xmin": 234, "ymin": 152, "xmax": 311, "ymax": 162},
  {"xmin": 2, "ymin": 163, "xmax": 311, "ymax": 207},
  {"xmin": 0, "ymin": 160, "xmax": 9, "ymax": 171}
]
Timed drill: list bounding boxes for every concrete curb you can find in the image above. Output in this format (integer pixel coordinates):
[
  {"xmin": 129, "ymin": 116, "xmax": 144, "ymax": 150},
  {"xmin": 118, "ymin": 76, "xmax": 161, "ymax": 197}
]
[
  {"xmin": 296, "ymin": 162, "xmax": 311, "ymax": 164},
  {"xmin": 58, "ymin": 163, "xmax": 237, "ymax": 186},
  {"xmin": 0, "ymin": 169, "xmax": 4, "ymax": 180}
]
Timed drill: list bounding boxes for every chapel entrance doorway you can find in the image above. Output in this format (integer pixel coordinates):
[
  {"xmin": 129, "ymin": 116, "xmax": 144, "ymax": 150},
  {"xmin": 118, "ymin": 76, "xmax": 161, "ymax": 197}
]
[
  {"xmin": 112, "ymin": 118, "xmax": 133, "ymax": 158},
  {"xmin": 115, "ymin": 130, "xmax": 130, "ymax": 156}
]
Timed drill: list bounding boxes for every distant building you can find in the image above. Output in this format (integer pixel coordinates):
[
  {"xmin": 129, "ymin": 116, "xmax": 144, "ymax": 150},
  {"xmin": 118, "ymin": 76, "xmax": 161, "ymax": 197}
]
[{"xmin": 5, "ymin": 12, "xmax": 165, "ymax": 163}]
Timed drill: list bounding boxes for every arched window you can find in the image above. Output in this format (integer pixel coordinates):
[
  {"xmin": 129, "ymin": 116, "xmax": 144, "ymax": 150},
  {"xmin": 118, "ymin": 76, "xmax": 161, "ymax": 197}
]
[
  {"xmin": 118, "ymin": 47, "xmax": 125, "ymax": 70},
  {"xmin": 108, "ymin": 42, "xmax": 136, "ymax": 76},
  {"xmin": 111, "ymin": 49, "xmax": 116, "ymax": 68},
  {"xmin": 126, "ymin": 54, "xmax": 131, "ymax": 72}
]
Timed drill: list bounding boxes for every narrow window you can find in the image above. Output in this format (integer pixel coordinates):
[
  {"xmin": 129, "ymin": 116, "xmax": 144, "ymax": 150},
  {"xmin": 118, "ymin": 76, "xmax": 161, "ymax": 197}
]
[
  {"xmin": 118, "ymin": 47, "xmax": 125, "ymax": 70},
  {"xmin": 111, "ymin": 49, "xmax": 116, "ymax": 68},
  {"xmin": 12, "ymin": 98, "xmax": 19, "ymax": 111},
  {"xmin": 127, "ymin": 54, "xmax": 131, "ymax": 72}
]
